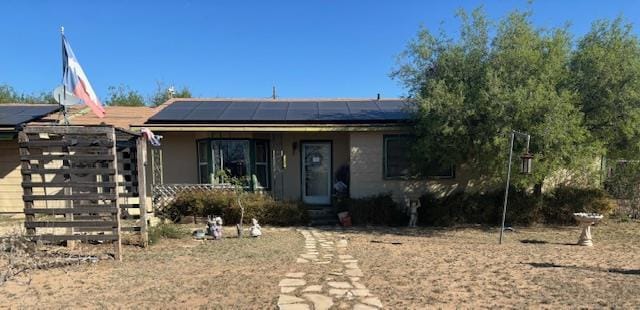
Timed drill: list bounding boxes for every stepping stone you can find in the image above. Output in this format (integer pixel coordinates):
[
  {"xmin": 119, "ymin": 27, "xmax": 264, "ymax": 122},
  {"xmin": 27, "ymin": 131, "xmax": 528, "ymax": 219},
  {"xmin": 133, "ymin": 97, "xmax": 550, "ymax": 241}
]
[
  {"xmin": 300, "ymin": 254, "xmax": 318, "ymax": 259},
  {"xmin": 302, "ymin": 285, "xmax": 323, "ymax": 292},
  {"xmin": 351, "ymin": 289, "xmax": 370, "ymax": 297},
  {"xmin": 344, "ymin": 263, "xmax": 359, "ymax": 269},
  {"xmin": 345, "ymin": 269, "xmax": 364, "ymax": 277},
  {"xmin": 314, "ymin": 261, "xmax": 331, "ymax": 264},
  {"xmin": 286, "ymin": 272, "xmax": 306, "ymax": 278},
  {"xmin": 353, "ymin": 282, "xmax": 366, "ymax": 289},
  {"xmin": 328, "ymin": 281, "xmax": 353, "ymax": 289},
  {"xmin": 296, "ymin": 258, "xmax": 309, "ymax": 263},
  {"xmin": 303, "ymin": 294, "xmax": 334, "ymax": 310},
  {"xmin": 279, "ymin": 279, "xmax": 306, "ymax": 287},
  {"xmin": 341, "ymin": 259, "xmax": 358, "ymax": 263},
  {"xmin": 353, "ymin": 303, "xmax": 377, "ymax": 310},
  {"xmin": 350, "ymin": 277, "xmax": 360, "ymax": 282},
  {"xmin": 278, "ymin": 295, "xmax": 306, "ymax": 305},
  {"xmin": 361, "ymin": 297, "xmax": 383, "ymax": 308},
  {"xmin": 329, "ymin": 289, "xmax": 348, "ymax": 296},
  {"xmin": 323, "ymin": 254, "xmax": 334, "ymax": 258},
  {"xmin": 338, "ymin": 255, "xmax": 353, "ymax": 259},
  {"xmin": 281, "ymin": 287, "xmax": 297, "ymax": 293},
  {"xmin": 278, "ymin": 303, "xmax": 310, "ymax": 310},
  {"xmin": 329, "ymin": 272, "xmax": 343, "ymax": 276}
]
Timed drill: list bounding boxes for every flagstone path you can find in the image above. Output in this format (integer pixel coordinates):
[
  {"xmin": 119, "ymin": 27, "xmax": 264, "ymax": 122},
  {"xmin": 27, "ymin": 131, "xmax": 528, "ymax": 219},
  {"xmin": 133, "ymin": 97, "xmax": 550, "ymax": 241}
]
[{"xmin": 277, "ymin": 228, "xmax": 383, "ymax": 309}]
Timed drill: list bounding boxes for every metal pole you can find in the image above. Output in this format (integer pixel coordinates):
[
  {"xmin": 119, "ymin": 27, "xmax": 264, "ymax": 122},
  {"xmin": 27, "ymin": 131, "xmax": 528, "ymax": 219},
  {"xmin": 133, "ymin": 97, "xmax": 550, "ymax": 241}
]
[{"xmin": 499, "ymin": 131, "xmax": 515, "ymax": 244}]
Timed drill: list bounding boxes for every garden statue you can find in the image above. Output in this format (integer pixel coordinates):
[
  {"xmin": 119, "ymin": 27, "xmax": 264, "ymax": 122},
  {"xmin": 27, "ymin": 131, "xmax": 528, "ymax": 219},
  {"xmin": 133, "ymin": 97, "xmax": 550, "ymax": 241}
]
[
  {"xmin": 249, "ymin": 218, "xmax": 262, "ymax": 237},
  {"xmin": 207, "ymin": 216, "xmax": 223, "ymax": 240},
  {"xmin": 405, "ymin": 197, "xmax": 421, "ymax": 227}
]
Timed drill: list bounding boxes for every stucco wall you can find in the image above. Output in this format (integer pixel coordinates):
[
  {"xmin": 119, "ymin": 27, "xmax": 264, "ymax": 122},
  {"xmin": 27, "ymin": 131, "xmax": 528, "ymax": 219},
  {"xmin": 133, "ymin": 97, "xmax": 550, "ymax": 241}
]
[
  {"xmin": 349, "ymin": 131, "xmax": 473, "ymax": 202},
  {"xmin": 0, "ymin": 140, "xmax": 22, "ymax": 213}
]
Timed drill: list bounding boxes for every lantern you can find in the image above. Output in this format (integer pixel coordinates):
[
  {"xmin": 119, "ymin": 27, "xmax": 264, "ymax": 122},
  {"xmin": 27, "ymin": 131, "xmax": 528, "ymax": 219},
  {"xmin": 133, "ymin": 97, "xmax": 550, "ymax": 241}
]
[{"xmin": 520, "ymin": 153, "xmax": 533, "ymax": 174}]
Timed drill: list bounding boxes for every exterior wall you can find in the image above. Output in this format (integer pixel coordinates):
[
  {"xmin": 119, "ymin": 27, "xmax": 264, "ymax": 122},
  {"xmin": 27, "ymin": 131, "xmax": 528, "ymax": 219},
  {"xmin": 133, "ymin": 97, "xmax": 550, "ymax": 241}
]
[
  {"xmin": 349, "ymin": 131, "xmax": 476, "ymax": 202},
  {"xmin": 157, "ymin": 131, "xmax": 350, "ymax": 202},
  {"xmin": 0, "ymin": 140, "xmax": 22, "ymax": 213}
]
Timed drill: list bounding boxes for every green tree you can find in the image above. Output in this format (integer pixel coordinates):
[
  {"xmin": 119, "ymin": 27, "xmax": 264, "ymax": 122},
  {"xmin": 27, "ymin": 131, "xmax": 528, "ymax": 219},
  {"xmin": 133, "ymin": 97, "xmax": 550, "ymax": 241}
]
[
  {"xmin": 150, "ymin": 82, "xmax": 191, "ymax": 107},
  {"xmin": 393, "ymin": 8, "xmax": 599, "ymax": 191},
  {"xmin": 0, "ymin": 84, "xmax": 58, "ymax": 104},
  {"xmin": 104, "ymin": 85, "xmax": 146, "ymax": 106},
  {"xmin": 0, "ymin": 84, "xmax": 20, "ymax": 103},
  {"xmin": 570, "ymin": 17, "xmax": 640, "ymax": 159}
]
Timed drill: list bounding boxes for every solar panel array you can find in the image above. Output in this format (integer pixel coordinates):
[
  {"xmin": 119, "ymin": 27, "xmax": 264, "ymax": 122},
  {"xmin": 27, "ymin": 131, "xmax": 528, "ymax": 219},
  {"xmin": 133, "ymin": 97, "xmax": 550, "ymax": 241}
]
[
  {"xmin": 0, "ymin": 105, "xmax": 60, "ymax": 127},
  {"xmin": 148, "ymin": 100, "xmax": 412, "ymax": 124}
]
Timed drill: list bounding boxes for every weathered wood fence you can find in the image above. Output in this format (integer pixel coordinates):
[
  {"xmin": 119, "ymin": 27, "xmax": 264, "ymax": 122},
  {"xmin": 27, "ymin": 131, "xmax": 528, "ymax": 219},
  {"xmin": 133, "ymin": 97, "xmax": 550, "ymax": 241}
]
[{"xmin": 19, "ymin": 125, "xmax": 149, "ymax": 260}]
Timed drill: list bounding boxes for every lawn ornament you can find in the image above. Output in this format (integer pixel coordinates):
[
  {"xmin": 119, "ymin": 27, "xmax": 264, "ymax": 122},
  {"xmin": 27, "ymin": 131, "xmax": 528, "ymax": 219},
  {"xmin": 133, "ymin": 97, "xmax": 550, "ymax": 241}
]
[
  {"xmin": 207, "ymin": 216, "xmax": 223, "ymax": 240},
  {"xmin": 249, "ymin": 218, "xmax": 262, "ymax": 237},
  {"xmin": 405, "ymin": 198, "xmax": 421, "ymax": 227},
  {"xmin": 573, "ymin": 213, "xmax": 603, "ymax": 246}
]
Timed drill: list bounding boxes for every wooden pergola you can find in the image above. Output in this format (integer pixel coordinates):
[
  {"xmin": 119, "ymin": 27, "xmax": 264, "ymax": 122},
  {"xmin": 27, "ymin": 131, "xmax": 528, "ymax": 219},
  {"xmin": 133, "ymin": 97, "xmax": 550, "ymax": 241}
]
[{"xmin": 19, "ymin": 125, "xmax": 149, "ymax": 260}]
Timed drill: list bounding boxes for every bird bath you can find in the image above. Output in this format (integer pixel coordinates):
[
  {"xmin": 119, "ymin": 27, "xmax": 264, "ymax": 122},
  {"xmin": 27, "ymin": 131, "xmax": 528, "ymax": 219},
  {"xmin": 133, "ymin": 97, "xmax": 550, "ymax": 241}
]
[{"xmin": 573, "ymin": 213, "xmax": 603, "ymax": 246}]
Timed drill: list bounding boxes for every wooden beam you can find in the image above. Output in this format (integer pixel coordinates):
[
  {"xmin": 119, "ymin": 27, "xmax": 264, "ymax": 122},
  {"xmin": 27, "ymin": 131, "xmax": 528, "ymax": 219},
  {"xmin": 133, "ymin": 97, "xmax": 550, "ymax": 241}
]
[
  {"xmin": 111, "ymin": 128, "xmax": 122, "ymax": 261},
  {"xmin": 23, "ymin": 126, "xmax": 114, "ymax": 135},
  {"xmin": 29, "ymin": 234, "xmax": 119, "ymax": 242},
  {"xmin": 25, "ymin": 221, "xmax": 118, "ymax": 228},
  {"xmin": 22, "ymin": 181, "xmax": 118, "ymax": 188},
  {"xmin": 18, "ymin": 131, "xmax": 34, "ymax": 235},
  {"xmin": 23, "ymin": 193, "xmax": 117, "ymax": 201},
  {"xmin": 24, "ymin": 207, "xmax": 118, "ymax": 215},
  {"xmin": 21, "ymin": 168, "xmax": 116, "ymax": 175},
  {"xmin": 136, "ymin": 137, "xmax": 149, "ymax": 247}
]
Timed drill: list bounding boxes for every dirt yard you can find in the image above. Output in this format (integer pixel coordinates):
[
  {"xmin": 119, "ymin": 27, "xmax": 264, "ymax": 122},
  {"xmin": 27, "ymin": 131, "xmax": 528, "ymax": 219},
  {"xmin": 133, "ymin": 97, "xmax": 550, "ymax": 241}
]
[
  {"xmin": 0, "ymin": 220, "xmax": 639, "ymax": 309},
  {"xmin": 345, "ymin": 221, "xmax": 640, "ymax": 309}
]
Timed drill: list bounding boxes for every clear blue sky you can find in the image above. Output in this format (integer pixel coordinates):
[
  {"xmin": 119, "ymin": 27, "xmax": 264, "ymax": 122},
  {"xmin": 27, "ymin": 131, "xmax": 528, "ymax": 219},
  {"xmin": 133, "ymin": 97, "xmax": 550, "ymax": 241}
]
[{"xmin": 0, "ymin": 1, "xmax": 639, "ymax": 102}]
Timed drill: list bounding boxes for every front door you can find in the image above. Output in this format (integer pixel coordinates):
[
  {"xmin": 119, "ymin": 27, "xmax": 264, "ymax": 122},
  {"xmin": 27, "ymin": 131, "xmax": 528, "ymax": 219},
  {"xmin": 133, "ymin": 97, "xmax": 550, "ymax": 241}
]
[{"xmin": 301, "ymin": 142, "xmax": 332, "ymax": 204}]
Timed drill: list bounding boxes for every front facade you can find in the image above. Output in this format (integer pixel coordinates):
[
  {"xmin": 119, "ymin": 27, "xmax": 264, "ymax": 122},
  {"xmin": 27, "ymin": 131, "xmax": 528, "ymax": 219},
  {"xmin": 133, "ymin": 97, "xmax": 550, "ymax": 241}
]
[{"xmin": 138, "ymin": 98, "xmax": 464, "ymax": 205}]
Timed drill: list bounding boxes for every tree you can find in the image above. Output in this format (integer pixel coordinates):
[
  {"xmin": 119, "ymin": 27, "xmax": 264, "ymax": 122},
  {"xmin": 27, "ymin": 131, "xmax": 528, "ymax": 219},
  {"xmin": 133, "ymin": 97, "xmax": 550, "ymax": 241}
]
[
  {"xmin": 150, "ymin": 82, "xmax": 191, "ymax": 107},
  {"xmin": 104, "ymin": 85, "xmax": 146, "ymax": 106},
  {"xmin": 393, "ymin": 8, "xmax": 599, "ymax": 191},
  {"xmin": 570, "ymin": 18, "xmax": 640, "ymax": 160},
  {"xmin": 0, "ymin": 84, "xmax": 58, "ymax": 104}
]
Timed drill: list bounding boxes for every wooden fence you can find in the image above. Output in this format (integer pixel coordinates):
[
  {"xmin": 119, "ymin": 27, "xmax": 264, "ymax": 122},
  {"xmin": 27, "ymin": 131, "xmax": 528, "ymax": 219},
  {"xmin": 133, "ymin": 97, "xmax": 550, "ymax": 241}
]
[{"xmin": 19, "ymin": 125, "xmax": 149, "ymax": 260}]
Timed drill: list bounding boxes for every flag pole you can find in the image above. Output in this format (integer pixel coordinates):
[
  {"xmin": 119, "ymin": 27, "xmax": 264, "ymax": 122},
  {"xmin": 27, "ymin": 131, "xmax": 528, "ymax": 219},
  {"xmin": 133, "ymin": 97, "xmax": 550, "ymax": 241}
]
[{"xmin": 60, "ymin": 26, "xmax": 69, "ymax": 125}]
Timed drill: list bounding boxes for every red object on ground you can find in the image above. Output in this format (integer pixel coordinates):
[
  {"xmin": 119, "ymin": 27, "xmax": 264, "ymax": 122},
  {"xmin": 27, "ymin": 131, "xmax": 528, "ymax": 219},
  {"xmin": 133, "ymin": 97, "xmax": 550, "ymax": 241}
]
[{"xmin": 338, "ymin": 211, "xmax": 352, "ymax": 227}]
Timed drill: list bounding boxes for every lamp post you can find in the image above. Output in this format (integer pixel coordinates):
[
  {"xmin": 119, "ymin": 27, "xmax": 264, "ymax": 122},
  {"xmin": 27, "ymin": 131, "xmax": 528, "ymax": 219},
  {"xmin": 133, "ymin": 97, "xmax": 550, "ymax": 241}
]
[{"xmin": 499, "ymin": 130, "xmax": 532, "ymax": 244}]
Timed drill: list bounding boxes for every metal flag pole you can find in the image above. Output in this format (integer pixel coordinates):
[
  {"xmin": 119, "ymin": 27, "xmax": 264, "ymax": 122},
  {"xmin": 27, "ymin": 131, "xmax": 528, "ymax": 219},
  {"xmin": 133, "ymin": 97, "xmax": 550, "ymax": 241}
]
[{"xmin": 60, "ymin": 26, "xmax": 69, "ymax": 125}]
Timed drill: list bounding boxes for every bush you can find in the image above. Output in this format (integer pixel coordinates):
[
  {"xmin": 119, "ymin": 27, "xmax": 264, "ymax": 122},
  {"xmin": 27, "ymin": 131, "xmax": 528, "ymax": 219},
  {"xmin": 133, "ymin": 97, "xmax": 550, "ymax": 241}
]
[
  {"xmin": 347, "ymin": 193, "xmax": 408, "ymax": 226},
  {"xmin": 543, "ymin": 186, "xmax": 616, "ymax": 225},
  {"xmin": 160, "ymin": 190, "xmax": 309, "ymax": 226},
  {"xmin": 418, "ymin": 186, "xmax": 614, "ymax": 226},
  {"xmin": 148, "ymin": 224, "xmax": 190, "ymax": 245}
]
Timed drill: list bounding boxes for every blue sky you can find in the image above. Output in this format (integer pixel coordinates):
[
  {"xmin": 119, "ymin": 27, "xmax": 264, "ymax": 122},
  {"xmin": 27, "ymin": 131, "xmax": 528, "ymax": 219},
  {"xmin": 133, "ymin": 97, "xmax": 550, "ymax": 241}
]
[{"xmin": 0, "ymin": 1, "xmax": 639, "ymax": 102}]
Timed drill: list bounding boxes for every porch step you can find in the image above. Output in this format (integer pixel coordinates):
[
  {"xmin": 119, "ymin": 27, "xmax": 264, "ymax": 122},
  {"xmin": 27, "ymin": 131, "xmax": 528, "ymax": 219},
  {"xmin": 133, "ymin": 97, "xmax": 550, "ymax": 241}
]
[{"xmin": 306, "ymin": 205, "xmax": 339, "ymax": 226}]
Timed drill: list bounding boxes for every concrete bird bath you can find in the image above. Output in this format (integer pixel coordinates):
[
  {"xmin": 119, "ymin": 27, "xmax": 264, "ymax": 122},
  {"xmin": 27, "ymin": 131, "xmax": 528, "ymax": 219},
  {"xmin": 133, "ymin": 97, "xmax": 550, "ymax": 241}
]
[{"xmin": 573, "ymin": 213, "xmax": 603, "ymax": 246}]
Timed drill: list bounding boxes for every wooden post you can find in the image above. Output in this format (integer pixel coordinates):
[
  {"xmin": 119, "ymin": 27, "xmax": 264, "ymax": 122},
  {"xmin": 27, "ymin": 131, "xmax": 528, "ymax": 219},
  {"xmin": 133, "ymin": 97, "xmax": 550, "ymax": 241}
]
[
  {"xmin": 111, "ymin": 128, "xmax": 122, "ymax": 261},
  {"xmin": 18, "ymin": 132, "xmax": 35, "ymax": 236},
  {"xmin": 136, "ymin": 137, "xmax": 149, "ymax": 247}
]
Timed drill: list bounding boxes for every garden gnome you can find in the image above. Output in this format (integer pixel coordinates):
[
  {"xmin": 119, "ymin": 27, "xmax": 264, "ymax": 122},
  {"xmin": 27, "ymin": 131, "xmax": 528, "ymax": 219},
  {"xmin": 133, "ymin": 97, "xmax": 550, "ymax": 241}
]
[
  {"xmin": 407, "ymin": 198, "xmax": 421, "ymax": 227},
  {"xmin": 249, "ymin": 218, "xmax": 262, "ymax": 237}
]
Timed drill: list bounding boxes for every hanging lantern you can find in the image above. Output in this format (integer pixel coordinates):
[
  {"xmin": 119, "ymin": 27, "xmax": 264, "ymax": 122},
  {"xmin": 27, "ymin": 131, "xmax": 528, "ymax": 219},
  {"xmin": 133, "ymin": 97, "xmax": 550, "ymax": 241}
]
[{"xmin": 520, "ymin": 153, "xmax": 533, "ymax": 174}]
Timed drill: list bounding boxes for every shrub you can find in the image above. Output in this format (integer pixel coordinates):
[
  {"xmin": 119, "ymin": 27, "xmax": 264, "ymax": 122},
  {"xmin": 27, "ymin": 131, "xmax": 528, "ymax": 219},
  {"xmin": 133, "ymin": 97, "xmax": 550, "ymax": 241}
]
[
  {"xmin": 347, "ymin": 193, "xmax": 408, "ymax": 226},
  {"xmin": 148, "ymin": 224, "xmax": 190, "ymax": 245},
  {"xmin": 160, "ymin": 190, "xmax": 309, "ymax": 226},
  {"xmin": 418, "ymin": 186, "xmax": 614, "ymax": 226},
  {"xmin": 543, "ymin": 186, "xmax": 616, "ymax": 225}
]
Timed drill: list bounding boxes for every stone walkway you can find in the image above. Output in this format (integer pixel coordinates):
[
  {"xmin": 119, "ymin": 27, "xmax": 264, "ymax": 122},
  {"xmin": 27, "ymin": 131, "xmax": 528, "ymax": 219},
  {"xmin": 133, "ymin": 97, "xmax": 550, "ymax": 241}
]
[{"xmin": 277, "ymin": 228, "xmax": 383, "ymax": 310}]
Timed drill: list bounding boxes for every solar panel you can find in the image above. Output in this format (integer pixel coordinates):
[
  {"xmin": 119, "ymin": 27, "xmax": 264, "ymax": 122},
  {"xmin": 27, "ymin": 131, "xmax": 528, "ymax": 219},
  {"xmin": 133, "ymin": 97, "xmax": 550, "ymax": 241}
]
[
  {"xmin": 146, "ymin": 99, "xmax": 413, "ymax": 124},
  {"xmin": 0, "ymin": 105, "xmax": 60, "ymax": 127}
]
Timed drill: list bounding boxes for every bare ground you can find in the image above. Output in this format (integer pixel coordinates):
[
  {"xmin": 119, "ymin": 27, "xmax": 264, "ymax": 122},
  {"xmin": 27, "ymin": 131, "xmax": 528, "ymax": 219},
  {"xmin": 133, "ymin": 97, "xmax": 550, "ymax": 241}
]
[
  {"xmin": 1, "ymin": 219, "xmax": 639, "ymax": 309},
  {"xmin": 343, "ymin": 221, "xmax": 640, "ymax": 309}
]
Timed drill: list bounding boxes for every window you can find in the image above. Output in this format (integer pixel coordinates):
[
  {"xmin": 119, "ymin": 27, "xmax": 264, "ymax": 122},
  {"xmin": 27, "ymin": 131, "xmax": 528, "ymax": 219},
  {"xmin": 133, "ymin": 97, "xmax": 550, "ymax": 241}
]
[
  {"xmin": 383, "ymin": 135, "xmax": 455, "ymax": 179},
  {"xmin": 197, "ymin": 139, "xmax": 271, "ymax": 189}
]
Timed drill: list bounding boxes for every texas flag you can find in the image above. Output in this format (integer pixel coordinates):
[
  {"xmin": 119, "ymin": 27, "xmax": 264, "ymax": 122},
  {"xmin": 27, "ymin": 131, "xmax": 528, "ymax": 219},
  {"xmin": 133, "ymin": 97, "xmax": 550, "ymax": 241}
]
[{"xmin": 62, "ymin": 34, "xmax": 105, "ymax": 118}]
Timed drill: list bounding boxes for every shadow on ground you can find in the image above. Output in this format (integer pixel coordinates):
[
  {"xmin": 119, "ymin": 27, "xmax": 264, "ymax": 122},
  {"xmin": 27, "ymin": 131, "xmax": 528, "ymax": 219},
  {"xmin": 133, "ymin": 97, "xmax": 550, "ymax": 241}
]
[{"xmin": 525, "ymin": 262, "xmax": 640, "ymax": 276}]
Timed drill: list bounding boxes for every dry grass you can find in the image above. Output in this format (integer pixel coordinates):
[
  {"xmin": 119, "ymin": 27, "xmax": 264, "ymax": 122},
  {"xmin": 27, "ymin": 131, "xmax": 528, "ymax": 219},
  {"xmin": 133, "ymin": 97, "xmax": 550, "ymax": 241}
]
[
  {"xmin": 343, "ymin": 221, "xmax": 640, "ymax": 309},
  {"xmin": 0, "ymin": 226, "xmax": 302, "ymax": 309},
  {"xmin": 1, "ymin": 218, "xmax": 639, "ymax": 308}
]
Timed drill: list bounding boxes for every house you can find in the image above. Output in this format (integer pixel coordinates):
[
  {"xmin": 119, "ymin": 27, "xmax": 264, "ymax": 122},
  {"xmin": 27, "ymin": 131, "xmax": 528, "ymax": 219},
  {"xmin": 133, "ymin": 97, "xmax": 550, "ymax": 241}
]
[
  {"xmin": 134, "ymin": 98, "xmax": 463, "ymax": 210},
  {"xmin": 0, "ymin": 104, "xmax": 61, "ymax": 215}
]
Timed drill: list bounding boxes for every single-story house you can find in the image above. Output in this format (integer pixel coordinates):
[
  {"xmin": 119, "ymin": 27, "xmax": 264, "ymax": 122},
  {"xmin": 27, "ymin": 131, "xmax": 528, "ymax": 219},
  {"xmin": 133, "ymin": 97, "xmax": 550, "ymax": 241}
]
[
  {"xmin": 134, "ymin": 98, "xmax": 466, "ymax": 210},
  {"xmin": 0, "ymin": 104, "xmax": 61, "ymax": 214}
]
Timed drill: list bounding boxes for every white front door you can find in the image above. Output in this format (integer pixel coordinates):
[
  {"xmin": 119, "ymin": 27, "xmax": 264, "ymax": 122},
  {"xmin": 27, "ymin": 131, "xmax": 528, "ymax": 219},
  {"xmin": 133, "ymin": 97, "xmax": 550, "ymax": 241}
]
[{"xmin": 301, "ymin": 142, "xmax": 332, "ymax": 204}]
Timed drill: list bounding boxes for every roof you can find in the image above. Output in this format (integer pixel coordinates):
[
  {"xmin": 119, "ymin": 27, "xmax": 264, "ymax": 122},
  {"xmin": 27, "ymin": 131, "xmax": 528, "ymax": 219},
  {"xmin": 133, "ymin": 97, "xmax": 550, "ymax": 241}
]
[
  {"xmin": 34, "ymin": 105, "xmax": 156, "ymax": 129},
  {"xmin": 0, "ymin": 104, "xmax": 60, "ymax": 130},
  {"xmin": 146, "ymin": 98, "xmax": 413, "ymax": 125}
]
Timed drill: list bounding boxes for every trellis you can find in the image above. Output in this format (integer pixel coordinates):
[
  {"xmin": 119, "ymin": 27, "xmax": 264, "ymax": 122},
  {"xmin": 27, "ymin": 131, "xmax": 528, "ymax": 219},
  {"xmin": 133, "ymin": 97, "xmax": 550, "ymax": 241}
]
[
  {"xmin": 19, "ymin": 125, "xmax": 149, "ymax": 261},
  {"xmin": 152, "ymin": 183, "xmax": 236, "ymax": 212}
]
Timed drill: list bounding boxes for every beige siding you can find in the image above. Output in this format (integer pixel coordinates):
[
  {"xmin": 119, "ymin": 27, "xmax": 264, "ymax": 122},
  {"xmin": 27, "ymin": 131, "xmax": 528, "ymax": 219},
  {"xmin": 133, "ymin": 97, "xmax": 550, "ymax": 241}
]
[
  {"xmin": 349, "ymin": 132, "xmax": 475, "ymax": 201},
  {"xmin": 0, "ymin": 140, "xmax": 23, "ymax": 213}
]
